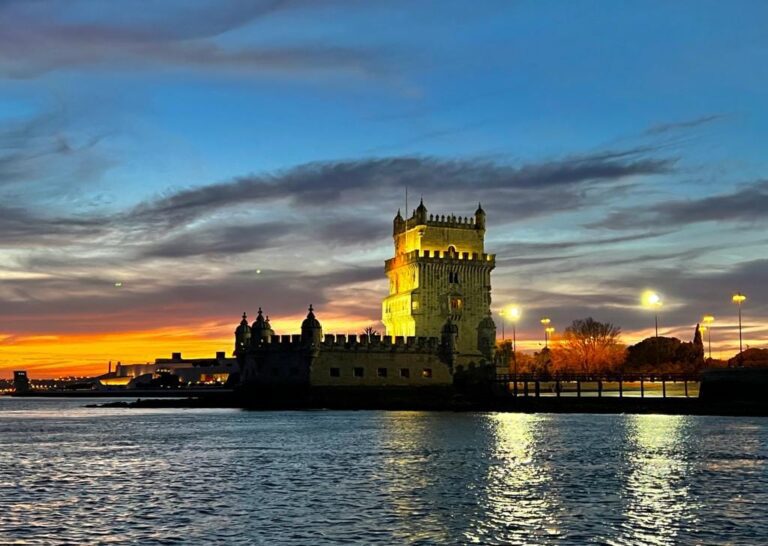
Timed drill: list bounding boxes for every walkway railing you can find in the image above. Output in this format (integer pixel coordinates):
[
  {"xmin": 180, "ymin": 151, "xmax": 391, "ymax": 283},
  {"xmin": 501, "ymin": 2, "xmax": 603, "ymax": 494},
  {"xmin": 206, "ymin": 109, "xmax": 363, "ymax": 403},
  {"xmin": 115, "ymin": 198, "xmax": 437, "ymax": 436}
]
[{"xmin": 494, "ymin": 372, "xmax": 701, "ymax": 398}]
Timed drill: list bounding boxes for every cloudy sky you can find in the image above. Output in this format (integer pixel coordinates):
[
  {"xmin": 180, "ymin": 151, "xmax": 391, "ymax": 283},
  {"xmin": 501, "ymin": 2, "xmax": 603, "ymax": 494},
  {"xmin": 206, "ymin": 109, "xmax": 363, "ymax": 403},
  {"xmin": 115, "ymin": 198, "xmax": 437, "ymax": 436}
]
[{"xmin": 1, "ymin": 0, "xmax": 767, "ymax": 377}]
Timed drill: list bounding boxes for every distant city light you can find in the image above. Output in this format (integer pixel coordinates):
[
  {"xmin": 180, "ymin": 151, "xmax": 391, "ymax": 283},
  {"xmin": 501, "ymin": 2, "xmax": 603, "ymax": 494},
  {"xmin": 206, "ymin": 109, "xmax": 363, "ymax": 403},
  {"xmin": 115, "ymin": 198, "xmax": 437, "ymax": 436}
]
[
  {"xmin": 256, "ymin": 269, "xmax": 262, "ymax": 275},
  {"xmin": 114, "ymin": 282, "xmax": 123, "ymax": 288}
]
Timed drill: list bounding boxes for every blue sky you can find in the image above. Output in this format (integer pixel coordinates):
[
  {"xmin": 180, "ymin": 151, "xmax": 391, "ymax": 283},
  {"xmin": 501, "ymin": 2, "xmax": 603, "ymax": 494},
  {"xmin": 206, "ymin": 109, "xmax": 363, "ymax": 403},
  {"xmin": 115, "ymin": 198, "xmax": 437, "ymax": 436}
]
[{"xmin": 1, "ymin": 0, "xmax": 767, "ymax": 373}]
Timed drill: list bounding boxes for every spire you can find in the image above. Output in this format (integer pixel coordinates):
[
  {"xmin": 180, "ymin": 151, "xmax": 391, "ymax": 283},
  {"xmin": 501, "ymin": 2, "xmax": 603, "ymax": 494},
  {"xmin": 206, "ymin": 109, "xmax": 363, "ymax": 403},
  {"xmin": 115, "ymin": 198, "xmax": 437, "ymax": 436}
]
[
  {"xmin": 240, "ymin": 312, "xmax": 248, "ymax": 325},
  {"xmin": 475, "ymin": 202, "xmax": 485, "ymax": 215}
]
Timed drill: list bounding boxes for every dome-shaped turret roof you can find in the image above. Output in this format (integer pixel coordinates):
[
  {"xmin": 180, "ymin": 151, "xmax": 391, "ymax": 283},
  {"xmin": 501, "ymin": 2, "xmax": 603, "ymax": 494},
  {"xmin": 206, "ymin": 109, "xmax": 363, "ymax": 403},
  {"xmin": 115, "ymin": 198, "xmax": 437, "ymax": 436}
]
[
  {"xmin": 416, "ymin": 198, "xmax": 427, "ymax": 214},
  {"xmin": 478, "ymin": 313, "xmax": 496, "ymax": 330},
  {"xmin": 251, "ymin": 307, "xmax": 268, "ymax": 331},
  {"xmin": 475, "ymin": 202, "xmax": 485, "ymax": 215},
  {"xmin": 235, "ymin": 312, "xmax": 251, "ymax": 334},
  {"xmin": 301, "ymin": 304, "xmax": 322, "ymax": 330}
]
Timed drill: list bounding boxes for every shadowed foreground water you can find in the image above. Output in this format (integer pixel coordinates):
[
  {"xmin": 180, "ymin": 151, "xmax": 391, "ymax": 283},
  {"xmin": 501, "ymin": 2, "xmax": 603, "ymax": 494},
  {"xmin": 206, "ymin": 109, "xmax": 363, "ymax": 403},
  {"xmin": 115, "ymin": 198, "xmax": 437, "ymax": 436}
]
[{"xmin": 1, "ymin": 398, "xmax": 766, "ymax": 545}]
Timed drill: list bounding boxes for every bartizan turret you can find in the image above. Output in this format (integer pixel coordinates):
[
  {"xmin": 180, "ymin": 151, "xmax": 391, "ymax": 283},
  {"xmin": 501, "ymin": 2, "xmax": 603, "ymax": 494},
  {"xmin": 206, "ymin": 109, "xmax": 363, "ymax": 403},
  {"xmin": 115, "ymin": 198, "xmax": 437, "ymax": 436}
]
[
  {"xmin": 474, "ymin": 202, "xmax": 486, "ymax": 230},
  {"xmin": 301, "ymin": 305, "xmax": 323, "ymax": 347},
  {"xmin": 440, "ymin": 317, "xmax": 459, "ymax": 368},
  {"xmin": 477, "ymin": 311, "xmax": 497, "ymax": 361},
  {"xmin": 251, "ymin": 307, "xmax": 274, "ymax": 345},
  {"xmin": 234, "ymin": 312, "xmax": 251, "ymax": 355}
]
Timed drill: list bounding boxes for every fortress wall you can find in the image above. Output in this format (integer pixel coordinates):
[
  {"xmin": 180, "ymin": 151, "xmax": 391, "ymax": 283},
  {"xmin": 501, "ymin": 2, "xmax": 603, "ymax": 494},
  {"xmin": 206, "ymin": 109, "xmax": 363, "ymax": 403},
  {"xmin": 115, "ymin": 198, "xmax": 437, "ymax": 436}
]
[{"xmin": 310, "ymin": 350, "xmax": 452, "ymax": 387}]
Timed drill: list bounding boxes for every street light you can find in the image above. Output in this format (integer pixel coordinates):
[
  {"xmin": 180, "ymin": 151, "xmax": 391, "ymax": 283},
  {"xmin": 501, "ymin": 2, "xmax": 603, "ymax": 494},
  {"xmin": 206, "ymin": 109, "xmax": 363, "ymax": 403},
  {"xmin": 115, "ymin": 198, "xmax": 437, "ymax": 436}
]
[
  {"xmin": 702, "ymin": 314, "xmax": 714, "ymax": 360},
  {"xmin": 642, "ymin": 291, "xmax": 663, "ymax": 367},
  {"xmin": 732, "ymin": 292, "xmax": 746, "ymax": 362},
  {"xmin": 540, "ymin": 317, "xmax": 551, "ymax": 348},
  {"xmin": 545, "ymin": 326, "xmax": 555, "ymax": 349},
  {"xmin": 502, "ymin": 306, "xmax": 522, "ymax": 393}
]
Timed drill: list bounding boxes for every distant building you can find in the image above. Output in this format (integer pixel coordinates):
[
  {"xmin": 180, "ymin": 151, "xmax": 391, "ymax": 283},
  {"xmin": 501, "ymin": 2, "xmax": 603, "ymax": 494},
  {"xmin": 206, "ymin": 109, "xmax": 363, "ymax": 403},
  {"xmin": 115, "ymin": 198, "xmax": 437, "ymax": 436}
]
[
  {"xmin": 236, "ymin": 201, "xmax": 497, "ymax": 389},
  {"xmin": 100, "ymin": 352, "xmax": 236, "ymax": 388},
  {"xmin": 13, "ymin": 371, "xmax": 30, "ymax": 394}
]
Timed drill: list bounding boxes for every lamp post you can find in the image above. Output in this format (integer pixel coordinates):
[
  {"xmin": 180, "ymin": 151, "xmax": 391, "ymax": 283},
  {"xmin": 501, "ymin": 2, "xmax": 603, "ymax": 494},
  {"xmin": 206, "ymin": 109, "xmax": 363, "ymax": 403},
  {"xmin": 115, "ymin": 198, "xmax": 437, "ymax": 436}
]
[
  {"xmin": 702, "ymin": 315, "xmax": 714, "ymax": 360},
  {"xmin": 732, "ymin": 293, "xmax": 746, "ymax": 363},
  {"xmin": 503, "ymin": 306, "xmax": 521, "ymax": 393},
  {"xmin": 642, "ymin": 291, "xmax": 663, "ymax": 367},
  {"xmin": 541, "ymin": 318, "xmax": 551, "ymax": 349},
  {"xmin": 545, "ymin": 326, "xmax": 555, "ymax": 349}
]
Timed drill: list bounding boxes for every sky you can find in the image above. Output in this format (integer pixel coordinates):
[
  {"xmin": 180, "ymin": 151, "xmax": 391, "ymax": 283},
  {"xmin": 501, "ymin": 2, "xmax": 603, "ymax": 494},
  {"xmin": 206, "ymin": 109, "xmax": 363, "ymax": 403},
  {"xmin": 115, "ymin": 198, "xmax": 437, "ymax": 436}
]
[{"xmin": 1, "ymin": 0, "xmax": 767, "ymax": 377}]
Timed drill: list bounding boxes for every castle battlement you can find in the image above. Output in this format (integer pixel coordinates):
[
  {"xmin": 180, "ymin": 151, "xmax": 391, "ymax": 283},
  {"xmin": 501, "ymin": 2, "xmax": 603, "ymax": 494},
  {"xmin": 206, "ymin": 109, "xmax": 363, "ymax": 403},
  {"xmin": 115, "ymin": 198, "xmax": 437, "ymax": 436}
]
[
  {"xmin": 395, "ymin": 212, "xmax": 482, "ymax": 233},
  {"xmin": 385, "ymin": 248, "xmax": 495, "ymax": 271},
  {"xmin": 244, "ymin": 332, "xmax": 442, "ymax": 352}
]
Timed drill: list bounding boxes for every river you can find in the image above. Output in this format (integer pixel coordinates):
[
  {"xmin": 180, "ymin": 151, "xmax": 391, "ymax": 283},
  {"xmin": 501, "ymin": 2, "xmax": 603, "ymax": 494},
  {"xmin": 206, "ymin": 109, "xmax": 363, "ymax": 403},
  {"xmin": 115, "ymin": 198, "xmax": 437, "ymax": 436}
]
[{"xmin": 1, "ymin": 397, "xmax": 765, "ymax": 545}]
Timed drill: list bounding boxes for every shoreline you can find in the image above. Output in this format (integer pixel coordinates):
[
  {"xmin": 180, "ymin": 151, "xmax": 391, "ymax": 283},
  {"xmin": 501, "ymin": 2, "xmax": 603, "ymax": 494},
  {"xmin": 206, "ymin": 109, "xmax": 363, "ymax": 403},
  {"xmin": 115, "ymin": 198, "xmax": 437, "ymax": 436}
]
[{"xmin": 85, "ymin": 395, "xmax": 768, "ymax": 417}]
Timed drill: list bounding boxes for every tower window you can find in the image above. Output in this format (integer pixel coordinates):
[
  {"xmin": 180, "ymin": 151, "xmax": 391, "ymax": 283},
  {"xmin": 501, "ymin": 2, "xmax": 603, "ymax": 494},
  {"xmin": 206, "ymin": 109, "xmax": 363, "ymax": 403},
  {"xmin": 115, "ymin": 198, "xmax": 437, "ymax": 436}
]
[
  {"xmin": 330, "ymin": 367, "xmax": 340, "ymax": 377},
  {"xmin": 450, "ymin": 297, "xmax": 463, "ymax": 311},
  {"xmin": 422, "ymin": 368, "xmax": 433, "ymax": 379},
  {"xmin": 448, "ymin": 271, "xmax": 460, "ymax": 284},
  {"xmin": 377, "ymin": 368, "xmax": 388, "ymax": 378},
  {"xmin": 400, "ymin": 368, "xmax": 410, "ymax": 378},
  {"xmin": 353, "ymin": 367, "xmax": 364, "ymax": 378}
]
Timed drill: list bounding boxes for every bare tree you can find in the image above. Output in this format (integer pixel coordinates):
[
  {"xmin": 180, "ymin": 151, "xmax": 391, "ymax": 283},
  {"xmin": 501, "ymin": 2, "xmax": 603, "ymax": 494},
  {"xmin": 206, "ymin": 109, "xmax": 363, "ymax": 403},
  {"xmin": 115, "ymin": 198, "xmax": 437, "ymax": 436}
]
[
  {"xmin": 553, "ymin": 317, "xmax": 625, "ymax": 374},
  {"xmin": 362, "ymin": 326, "xmax": 380, "ymax": 337}
]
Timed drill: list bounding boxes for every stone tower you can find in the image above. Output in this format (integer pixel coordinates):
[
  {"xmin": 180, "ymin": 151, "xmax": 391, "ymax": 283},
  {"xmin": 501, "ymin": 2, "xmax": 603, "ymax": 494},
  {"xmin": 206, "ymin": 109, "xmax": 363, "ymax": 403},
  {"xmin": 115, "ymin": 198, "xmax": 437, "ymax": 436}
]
[{"xmin": 382, "ymin": 199, "xmax": 496, "ymax": 363}]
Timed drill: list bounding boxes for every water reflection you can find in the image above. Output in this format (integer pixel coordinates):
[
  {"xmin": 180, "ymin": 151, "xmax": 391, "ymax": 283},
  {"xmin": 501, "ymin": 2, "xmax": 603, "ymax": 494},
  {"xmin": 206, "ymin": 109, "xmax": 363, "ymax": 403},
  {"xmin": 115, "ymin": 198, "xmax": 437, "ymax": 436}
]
[
  {"xmin": 469, "ymin": 413, "xmax": 562, "ymax": 544},
  {"xmin": 614, "ymin": 415, "xmax": 697, "ymax": 545}
]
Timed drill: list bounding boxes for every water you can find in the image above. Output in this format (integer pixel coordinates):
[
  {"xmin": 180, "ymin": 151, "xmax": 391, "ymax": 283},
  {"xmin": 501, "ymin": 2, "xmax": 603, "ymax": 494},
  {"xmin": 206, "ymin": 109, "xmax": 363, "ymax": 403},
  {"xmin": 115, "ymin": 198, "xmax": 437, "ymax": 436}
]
[{"xmin": 1, "ymin": 398, "xmax": 766, "ymax": 545}]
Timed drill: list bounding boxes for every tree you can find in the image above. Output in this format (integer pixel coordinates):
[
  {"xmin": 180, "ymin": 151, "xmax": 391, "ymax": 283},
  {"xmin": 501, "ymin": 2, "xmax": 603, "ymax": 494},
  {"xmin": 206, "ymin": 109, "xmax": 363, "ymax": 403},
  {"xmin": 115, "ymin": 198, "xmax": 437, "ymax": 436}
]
[
  {"xmin": 552, "ymin": 317, "xmax": 625, "ymax": 374},
  {"xmin": 362, "ymin": 326, "xmax": 380, "ymax": 337}
]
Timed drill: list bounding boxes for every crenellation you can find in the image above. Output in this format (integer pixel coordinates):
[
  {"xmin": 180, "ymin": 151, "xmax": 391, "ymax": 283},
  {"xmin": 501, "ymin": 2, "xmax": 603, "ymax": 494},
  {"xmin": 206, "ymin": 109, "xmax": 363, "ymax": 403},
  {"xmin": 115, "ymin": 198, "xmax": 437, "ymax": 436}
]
[{"xmin": 335, "ymin": 334, "xmax": 346, "ymax": 346}]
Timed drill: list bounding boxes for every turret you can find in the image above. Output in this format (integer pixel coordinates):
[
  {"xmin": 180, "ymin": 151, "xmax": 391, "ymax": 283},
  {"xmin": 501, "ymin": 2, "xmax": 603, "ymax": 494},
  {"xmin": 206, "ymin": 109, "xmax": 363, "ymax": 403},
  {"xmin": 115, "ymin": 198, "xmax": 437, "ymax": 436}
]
[
  {"xmin": 251, "ymin": 307, "xmax": 274, "ymax": 344},
  {"xmin": 393, "ymin": 209, "xmax": 405, "ymax": 235},
  {"xmin": 301, "ymin": 304, "xmax": 323, "ymax": 346},
  {"xmin": 415, "ymin": 198, "xmax": 428, "ymax": 225},
  {"xmin": 440, "ymin": 317, "xmax": 459, "ymax": 367},
  {"xmin": 234, "ymin": 312, "xmax": 251, "ymax": 355},
  {"xmin": 476, "ymin": 312, "xmax": 497, "ymax": 361},
  {"xmin": 474, "ymin": 202, "xmax": 486, "ymax": 230}
]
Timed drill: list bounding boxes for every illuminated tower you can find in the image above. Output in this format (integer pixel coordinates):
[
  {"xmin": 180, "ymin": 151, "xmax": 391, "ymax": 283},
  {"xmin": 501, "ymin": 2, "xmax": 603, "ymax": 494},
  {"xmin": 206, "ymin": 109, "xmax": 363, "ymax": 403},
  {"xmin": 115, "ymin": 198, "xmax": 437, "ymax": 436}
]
[{"xmin": 382, "ymin": 199, "xmax": 496, "ymax": 362}]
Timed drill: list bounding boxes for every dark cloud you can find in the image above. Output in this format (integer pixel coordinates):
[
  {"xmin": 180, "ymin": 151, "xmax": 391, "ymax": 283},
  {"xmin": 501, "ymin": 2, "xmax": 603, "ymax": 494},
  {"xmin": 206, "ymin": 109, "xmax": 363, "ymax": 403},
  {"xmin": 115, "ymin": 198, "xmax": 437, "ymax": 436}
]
[
  {"xmin": 140, "ymin": 221, "xmax": 292, "ymax": 259},
  {"xmin": 132, "ymin": 149, "xmax": 675, "ymax": 226},
  {"xmin": 0, "ymin": 205, "xmax": 108, "ymax": 246},
  {"xmin": 0, "ymin": 0, "xmax": 385, "ymax": 79},
  {"xmin": 645, "ymin": 114, "xmax": 725, "ymax": 135},
  {"xmin": 591, "ymin": 180, "xmax": 768, "ymax": 230}
]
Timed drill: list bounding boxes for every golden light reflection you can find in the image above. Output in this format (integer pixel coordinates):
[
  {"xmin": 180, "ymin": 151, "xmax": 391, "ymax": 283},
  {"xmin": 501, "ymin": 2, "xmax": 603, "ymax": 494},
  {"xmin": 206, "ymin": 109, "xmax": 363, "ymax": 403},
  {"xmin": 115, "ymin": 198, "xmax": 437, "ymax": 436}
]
[
  {"xmin": 619, "ymin": 415, "xmax": 695, "ymax": 545},
  {"xmin": 468, "ymin": 413, "xmax": 562, "ymax": 544}
]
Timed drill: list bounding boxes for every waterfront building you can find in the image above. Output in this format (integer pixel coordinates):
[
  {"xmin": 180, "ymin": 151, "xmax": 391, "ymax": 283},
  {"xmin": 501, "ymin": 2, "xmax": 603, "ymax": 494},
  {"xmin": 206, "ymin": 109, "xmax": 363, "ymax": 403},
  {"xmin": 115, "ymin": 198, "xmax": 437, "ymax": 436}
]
[
  {"xmin": 383, "ymin": 200, "xmax": 496, "ymax": 364},
  {"xmin": 236, "ymin": 201, "xmax": 497, "ymax": 389}
]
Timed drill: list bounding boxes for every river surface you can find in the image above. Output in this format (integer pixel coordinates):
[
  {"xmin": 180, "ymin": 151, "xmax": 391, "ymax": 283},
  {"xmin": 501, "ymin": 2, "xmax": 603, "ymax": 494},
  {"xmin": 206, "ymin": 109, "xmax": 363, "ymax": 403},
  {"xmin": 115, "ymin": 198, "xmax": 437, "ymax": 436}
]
[{"xmin": 1, "ymin": 397, "xmax": 766, "ymax": 545}]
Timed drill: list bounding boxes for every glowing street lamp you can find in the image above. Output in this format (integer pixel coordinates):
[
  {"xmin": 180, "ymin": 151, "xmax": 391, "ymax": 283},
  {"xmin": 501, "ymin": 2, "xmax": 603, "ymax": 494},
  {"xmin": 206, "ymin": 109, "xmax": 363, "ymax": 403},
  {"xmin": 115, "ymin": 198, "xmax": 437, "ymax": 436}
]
[
  {"xmin": 541, "ymin": 317, "xmax": 552, "ymax": 348},
  {"xmin": 642, "ymin": 291, "xmax": 663, "ymax": 367},
  {"xmin": 702, "ymin": 314, "xmax": 714, "ymax": 360},
  {"xmin": 545, "ymin": 326, "xmax": 555, "ymax": 349},
  {"xmin": 500, "ymin": 306, "xmax": 522, "ymax": 388},
  {"xmin": 732, "ymin": 292, "xmax": 747, "ymax": 360}
]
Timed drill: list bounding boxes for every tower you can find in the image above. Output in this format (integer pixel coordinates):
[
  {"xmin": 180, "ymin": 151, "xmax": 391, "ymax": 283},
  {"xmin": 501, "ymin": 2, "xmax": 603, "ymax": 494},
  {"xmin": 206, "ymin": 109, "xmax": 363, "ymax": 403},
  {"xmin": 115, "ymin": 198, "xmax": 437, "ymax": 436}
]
[{"xmin": 382, "ymin": 199, "xmax": 496, "ymax": 362}]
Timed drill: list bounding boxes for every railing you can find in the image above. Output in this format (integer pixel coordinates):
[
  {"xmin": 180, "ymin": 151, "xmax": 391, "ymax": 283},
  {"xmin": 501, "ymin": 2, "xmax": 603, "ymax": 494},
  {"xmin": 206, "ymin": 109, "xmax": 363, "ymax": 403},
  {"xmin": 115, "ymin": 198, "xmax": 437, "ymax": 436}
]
[{"xmin": 494, "ymin": 372, "xmax": 701, "ymax": 398}]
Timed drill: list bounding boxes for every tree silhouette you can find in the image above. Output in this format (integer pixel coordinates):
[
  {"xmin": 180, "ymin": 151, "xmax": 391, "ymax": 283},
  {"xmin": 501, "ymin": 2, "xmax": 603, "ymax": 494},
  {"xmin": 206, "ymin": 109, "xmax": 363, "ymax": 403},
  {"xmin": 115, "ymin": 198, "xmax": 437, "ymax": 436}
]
[
  {"xmin": 362, "ymin": 326, "xmax": 380, "ymax": 337},
  {"xmin": 553, "ymin": 317, "xmax": 625, "ymax": 374}
]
